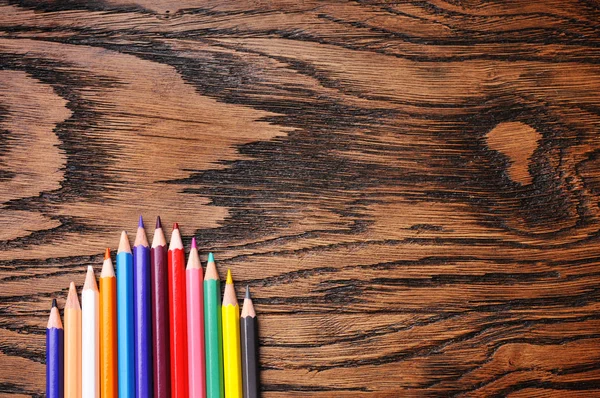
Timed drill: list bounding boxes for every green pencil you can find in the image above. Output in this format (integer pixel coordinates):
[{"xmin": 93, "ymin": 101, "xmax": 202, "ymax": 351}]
[{"xmin": 204, "ymin": 253, "xmax": 225, "ymax": 398}]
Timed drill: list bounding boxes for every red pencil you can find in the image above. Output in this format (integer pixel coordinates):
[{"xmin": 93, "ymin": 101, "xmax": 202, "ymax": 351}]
[{"xmin": 168, "ymin": 223, "xmax": 189, "ymax": 398}]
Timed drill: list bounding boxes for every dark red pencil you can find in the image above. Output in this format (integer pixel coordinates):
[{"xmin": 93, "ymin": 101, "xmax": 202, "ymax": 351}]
[
  {"xmin": 168, "ymin": 223, "xmax": 188, "ymax": 398},
  {"xmin": 151, "ymin": 216, "xmax": 170, "ymax": 398}
]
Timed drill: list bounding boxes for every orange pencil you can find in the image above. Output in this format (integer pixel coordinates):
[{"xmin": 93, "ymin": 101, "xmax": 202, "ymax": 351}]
[
  {"xmin": 64, "ymin": 282, "xmax": 81, "ymax": 398},
  {"xmin": 100, "ymin": 248, "xmax": 118, "ymax": 397}
]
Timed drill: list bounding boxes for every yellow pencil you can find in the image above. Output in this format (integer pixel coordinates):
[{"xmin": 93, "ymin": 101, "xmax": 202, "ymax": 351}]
[
  {"xmin": 222, "ymin": 269, "xmax": 242, "ymax": 398},
  {"xmin": 64, "ymin": 281, "xmax": 82, "ymax": 398}
]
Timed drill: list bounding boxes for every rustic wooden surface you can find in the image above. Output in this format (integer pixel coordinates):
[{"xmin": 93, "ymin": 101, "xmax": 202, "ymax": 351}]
[{"xmin": 1, "ymin": 0, "xmax": 600, "ymax": 396}]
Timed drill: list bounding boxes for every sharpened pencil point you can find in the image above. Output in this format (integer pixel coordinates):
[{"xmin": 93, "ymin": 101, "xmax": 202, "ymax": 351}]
[
  {"xmin": 66, "ymin": 281, "xmax": 80, "ymax": 310},
  {"xmin": 245, "ymin": 285, "xmax": 250, "ymax": 299},
  {"xmin": 208, "ymin": 252, "xmax": 214, "ymax": 263},
  {"xmin": 52, "ymin": 298, "xmax": 57, "ymax": 308},
  {"xmin": 226, "ymin": 269, "xmax": 233, "ymax": 284},
  {"xmin": 191, "ymin": 237, "xmax": 197, "ymax": 249},
  {"xmin": 173, "ymin": 222, "xmax": 179, "ymax": 230},
  {"xmin": 156, "ymin": 215, "xmax": 162, "ymax": 229},
  {"xmin": 118, "ymin": 230, "xmax": 132, "ymax": 253},
  {"xmin": 83, "ymin": 266, "xmax": 98, "ymax": 291},
  {"xmin": 138, "ymin": 215, "xmax": 144, "ymax": 228},
  {"xmin": 104, "ymin": 247, "xmax": 110, "ymax": 260}
]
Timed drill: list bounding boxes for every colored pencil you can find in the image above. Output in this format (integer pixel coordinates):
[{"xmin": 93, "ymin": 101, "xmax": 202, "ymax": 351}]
[
  {"xmin": 47, "ymin": 299, "xmax": 64, "ymax": 398},
  {"xmin": 240, "ymin": 286, "xmax": 259, "ymax": 398},
  {"xmin": 134, "ymin": 215, "xmax": 153, "ymax": 397},
  {"xmin": 186, "ymin": 237, "xmax": 206, "ymax": 398},
  {"xmin": 151, "ymin": 216, "xmax": 170, "ymax": 398},
  {"xmin": 117, "ymin": 231, "xmax": 135, "ymax": 398},
  {"xmin": 82, "ymin": 266, "xmax": 100, "ymax": 397},
  {"xmin": 100, "ymin": 248, "xmax": 118, "ymax": 398},
  {"xmin": 204, "ymin": 252, "xmax": 224, "ymax": 398},
  {"xmin": 169, "ymin": 223, "xmax": 189, "ymax": 398},
  {"xmin": 64, "ymin": 281, "xmax": 81, "ymax": 398},
  {"xmin": 222, "ymin": 270, "xmax": 242, "ymax": 398}
]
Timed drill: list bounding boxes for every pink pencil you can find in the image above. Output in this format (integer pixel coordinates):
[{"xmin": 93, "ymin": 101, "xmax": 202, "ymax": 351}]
[{"xmin": 186, "ymin": 238, "xmax": 206, "ymax": 398}]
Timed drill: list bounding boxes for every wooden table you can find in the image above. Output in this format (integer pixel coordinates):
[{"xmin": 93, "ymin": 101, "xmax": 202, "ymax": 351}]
[{"xmin": 2, "ymin": 1, "xmax": 600, "ymax": 396}]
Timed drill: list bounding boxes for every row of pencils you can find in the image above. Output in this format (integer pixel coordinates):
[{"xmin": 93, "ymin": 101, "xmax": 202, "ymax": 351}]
[{"xmin": 46, "ymin": 216, "xmax": 259, "ymax": 398}]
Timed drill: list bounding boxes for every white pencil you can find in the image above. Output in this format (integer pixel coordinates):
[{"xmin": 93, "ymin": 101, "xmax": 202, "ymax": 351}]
[{"xmin": 82, "ymin": 266, "xmax": 100, "ymax": 397}]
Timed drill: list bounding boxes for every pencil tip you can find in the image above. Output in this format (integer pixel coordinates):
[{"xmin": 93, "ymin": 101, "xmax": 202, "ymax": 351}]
[
  {"xmin": 156, "ymin": 216, "xmax": 162, "ymax": 229},
  {"xmin": 66, "ymin": 281, "xmax": 80, "ymax": 309},
  {"xmin": 121, "ymin": 230, "xmax": 127, "ymax": 238},
  {"xmin": 104, "ymin": 247, "xmax": 110, "ymax": 260},
  {"xmin": 226, "ymin": 269, "xmax": 233, "ymax": 284},
  {"xmin": 83, "ymin": 266, "xmax": 98, "ymax": 291},
  {"xmin": 173, "ymin": 222, "xmax": 179, "ymax": 230},
  {"xmin": 245, "ymin": 285, "xmax": 250, "ymax": 299},
  {"xmin": 138, "ymin": 215, "xmax": 144, "ymax": 228},
  {"xmin": 52, "ymin": 298, "xmax": 57, "ymax": 308},
  {"xmin": 191, "ymin": 237, "xmax": 197, "ymax": 249},
  {"xmin": 208, "ymin": 252, "xmax": 214, "ymax": 263}
]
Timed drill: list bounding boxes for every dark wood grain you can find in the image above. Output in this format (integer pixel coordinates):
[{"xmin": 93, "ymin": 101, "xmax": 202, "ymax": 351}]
[{"xmin": 1, "ymin": 0, "xmax": 600, "ymax": 396}]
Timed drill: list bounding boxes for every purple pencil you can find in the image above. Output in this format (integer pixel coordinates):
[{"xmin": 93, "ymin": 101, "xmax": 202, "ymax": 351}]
[
  {"xmin": 134, "ymin": 215, "xmax": 153, "ymax": 397},
  {"xmin": 151, "ymin": 216, "xmax": 170, "ymax": 398},
  {"xmin": 46, "ymin": 299, "xmax": 64, "ymax": 398}
]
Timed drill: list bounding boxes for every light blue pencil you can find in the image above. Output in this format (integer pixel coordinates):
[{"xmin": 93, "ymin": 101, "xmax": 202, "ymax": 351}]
[{"xmin": 117, "ymin": 230, "xmax": 135, "ymax": 398}]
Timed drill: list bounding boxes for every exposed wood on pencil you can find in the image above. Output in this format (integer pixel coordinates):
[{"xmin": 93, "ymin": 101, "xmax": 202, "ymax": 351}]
[
  {"xmin": 169, "ymin": 223, "xmax": 184, "ymax": 250},
  {"xmin": 222, "ymin": 270, "xmax": 238, "ymax": 307},
  {"xmin": 240, "ymin": 287, "xmax": 256, "ymax": 319},
  {"xmin": 83, "ymin": 266, "xmax": 99, "ymax": 292},
  {"xmin": 118, "ymin": 231, "xmax": 132, "ymax": 254},
  {"xmin": 135, "ymin": 215, "xmax": 149, "ymax": 248},
  {"xmin": 48, "ymin": 300, "xmax": 63, "ymax": 330},
  {"xmin": 204, "ymin": 253, "xmax": 219, "ymax": 281},
  {"xmin": 65, "ymin": 282, "xmax": 81, "ymax": 311},
  {"xmin": 101, "ymin": 249, "xmax": 115, "ymax": 278},
  {"xmin": 186, "ymin": 238, "xmax": 202, "ymax": 270},
  {"xmin": 151, "ymin": 217, "xmax": 167, "ymax": 249}
]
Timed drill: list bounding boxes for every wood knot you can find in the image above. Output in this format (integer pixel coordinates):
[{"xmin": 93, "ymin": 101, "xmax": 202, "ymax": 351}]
[{"xmin": 485, "ymin": 121, "xmax": 541, "ymax": 185}]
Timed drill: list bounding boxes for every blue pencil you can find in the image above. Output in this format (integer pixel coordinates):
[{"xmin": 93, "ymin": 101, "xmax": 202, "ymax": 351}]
[
  {"xmin": 46, "ymin": 299, "xmax": 64, "ymax": 398},
  {"xmin": 118, "ymin": 231, "xmax": 135, "ymax": 398},
  {"xmin": 134, "ymin": 216, "xmax": 153, "ymax": 397}
]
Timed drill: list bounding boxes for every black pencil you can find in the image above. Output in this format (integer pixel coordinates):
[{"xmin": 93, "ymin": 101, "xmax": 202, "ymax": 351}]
[{"xmin": 240, "ymin": 286, "xmax": 259, "ymax": 398}]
